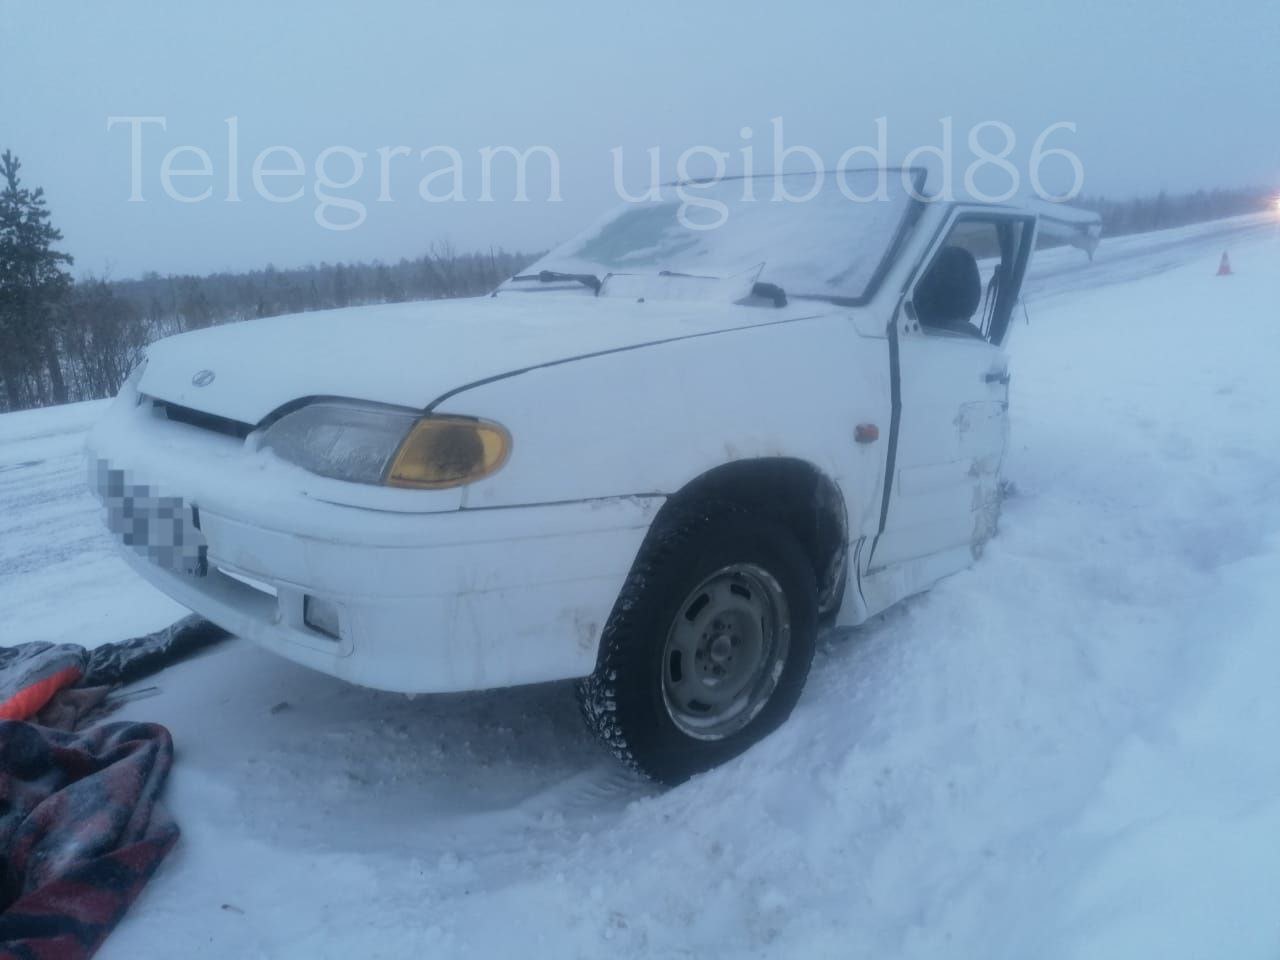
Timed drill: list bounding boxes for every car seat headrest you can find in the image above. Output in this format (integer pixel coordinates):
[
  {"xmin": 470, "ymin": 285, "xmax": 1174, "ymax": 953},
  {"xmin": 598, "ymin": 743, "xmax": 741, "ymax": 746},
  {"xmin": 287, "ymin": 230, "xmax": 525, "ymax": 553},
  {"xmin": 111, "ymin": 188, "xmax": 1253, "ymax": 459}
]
[{"xmin": 914, "ymin": 245, "xmax": 981, "ymax": 326}]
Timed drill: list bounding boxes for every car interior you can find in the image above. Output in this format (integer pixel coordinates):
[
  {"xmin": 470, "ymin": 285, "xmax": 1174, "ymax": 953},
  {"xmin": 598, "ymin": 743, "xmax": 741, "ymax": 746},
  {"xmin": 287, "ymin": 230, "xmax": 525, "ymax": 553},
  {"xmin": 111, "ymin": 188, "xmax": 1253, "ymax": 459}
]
[
  {"xmin": 913, "ymin": 216, "xmax": 1035, "ymax": 344},
  {"xmin": 913, "ymin": 245, "xmax": 985, "ymax": 339}
]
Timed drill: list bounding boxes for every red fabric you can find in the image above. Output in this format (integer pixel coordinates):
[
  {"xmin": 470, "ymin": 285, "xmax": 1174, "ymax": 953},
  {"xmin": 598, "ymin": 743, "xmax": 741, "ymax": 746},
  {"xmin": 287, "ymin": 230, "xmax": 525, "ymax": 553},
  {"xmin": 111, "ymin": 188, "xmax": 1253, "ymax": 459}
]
[{"xmin": 0, "ymin": 667, "xmax": 83, "ymax": 722}]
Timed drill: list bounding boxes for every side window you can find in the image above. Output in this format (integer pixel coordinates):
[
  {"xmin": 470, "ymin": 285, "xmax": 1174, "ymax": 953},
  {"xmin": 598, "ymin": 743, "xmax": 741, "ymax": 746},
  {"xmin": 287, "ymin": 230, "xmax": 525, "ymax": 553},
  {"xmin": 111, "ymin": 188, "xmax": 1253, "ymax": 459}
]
[{"xmin": 911, "ymin": 217, "xmax": 1032, "ymax": 345}]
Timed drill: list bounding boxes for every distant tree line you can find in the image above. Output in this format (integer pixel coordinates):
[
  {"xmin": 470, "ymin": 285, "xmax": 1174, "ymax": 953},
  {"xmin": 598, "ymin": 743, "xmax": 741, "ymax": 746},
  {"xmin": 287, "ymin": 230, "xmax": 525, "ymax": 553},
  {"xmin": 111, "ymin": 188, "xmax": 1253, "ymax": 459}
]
[
  {"xmin": 1, "ymin": 147, "xmax": 1275, "ymax": 413},
  {"xmin": 0, "ymin": 152, "xmax": 537, "ymax": 411},
  {"xmin": 1072, "ymin": 185, "xmax": 1273, "ymax": 237}
]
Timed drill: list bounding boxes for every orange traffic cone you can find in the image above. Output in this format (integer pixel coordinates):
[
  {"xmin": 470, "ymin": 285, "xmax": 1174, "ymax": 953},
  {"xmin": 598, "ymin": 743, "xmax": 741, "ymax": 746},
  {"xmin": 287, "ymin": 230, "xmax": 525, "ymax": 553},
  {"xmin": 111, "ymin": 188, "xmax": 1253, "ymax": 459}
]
[{"xmin": 1217, "ymin": 251, "xmax": 1233, "ymax": 276}]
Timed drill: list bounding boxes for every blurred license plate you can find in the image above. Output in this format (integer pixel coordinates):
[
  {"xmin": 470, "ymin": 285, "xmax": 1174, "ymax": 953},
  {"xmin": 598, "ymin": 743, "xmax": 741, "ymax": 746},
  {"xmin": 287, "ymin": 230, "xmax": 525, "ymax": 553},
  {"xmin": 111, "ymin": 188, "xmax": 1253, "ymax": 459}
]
[{"xmin": 92, "ymin": 459, "xmax": 208, "ymax": 577}]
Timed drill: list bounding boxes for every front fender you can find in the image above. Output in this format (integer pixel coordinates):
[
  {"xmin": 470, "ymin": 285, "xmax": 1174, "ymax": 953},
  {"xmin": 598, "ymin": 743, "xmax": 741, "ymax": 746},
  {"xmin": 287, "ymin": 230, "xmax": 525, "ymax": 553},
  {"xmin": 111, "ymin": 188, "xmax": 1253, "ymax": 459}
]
[{"xmin": 434, "ymin": 312, "xmax": 891, "ymax": 541}]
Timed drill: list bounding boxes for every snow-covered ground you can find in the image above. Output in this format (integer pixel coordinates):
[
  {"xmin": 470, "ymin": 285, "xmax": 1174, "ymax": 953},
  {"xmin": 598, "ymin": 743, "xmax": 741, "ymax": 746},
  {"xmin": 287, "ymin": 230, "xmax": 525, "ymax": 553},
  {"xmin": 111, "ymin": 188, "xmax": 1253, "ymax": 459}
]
[{"xmin": 2, "ymin": 213, "xmax": 1279, "ymax": 958}]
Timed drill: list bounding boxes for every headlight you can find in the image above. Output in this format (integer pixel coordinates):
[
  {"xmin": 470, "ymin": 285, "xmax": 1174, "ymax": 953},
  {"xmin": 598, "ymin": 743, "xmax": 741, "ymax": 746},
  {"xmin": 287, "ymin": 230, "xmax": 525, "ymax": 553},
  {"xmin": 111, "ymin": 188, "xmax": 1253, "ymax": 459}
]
[{"xmin": 259, "ymin": 400, "xmax": 510, "ymax": 489}]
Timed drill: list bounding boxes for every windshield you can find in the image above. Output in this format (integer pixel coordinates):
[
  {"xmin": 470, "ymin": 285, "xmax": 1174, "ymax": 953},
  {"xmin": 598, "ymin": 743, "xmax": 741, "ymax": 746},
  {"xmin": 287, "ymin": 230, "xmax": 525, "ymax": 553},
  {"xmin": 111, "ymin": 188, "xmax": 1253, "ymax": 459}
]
[{"xmin": 508, "ymin": 169, "xmax": 921, "ymax": 303}]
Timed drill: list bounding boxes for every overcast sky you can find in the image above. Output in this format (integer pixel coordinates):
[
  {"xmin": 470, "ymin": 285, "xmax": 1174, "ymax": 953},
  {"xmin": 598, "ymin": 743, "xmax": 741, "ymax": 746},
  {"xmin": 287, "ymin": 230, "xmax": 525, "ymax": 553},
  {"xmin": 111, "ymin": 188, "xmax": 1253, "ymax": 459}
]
[{"xmin": 2, "ymin": 0, "xmax": 1277, "ymax": 278}]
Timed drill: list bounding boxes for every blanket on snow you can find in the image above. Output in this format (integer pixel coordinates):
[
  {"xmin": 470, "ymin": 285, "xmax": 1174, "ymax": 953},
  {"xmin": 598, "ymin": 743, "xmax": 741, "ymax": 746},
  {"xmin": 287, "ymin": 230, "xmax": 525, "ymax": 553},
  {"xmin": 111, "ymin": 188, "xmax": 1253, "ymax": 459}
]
[
  {"xmin": 0, "ymin": 720, "xmax": 178, "ymax": 960},
  {"xmin": 0, "ymin": 616, "xmax": 228, "ymax": 959}
]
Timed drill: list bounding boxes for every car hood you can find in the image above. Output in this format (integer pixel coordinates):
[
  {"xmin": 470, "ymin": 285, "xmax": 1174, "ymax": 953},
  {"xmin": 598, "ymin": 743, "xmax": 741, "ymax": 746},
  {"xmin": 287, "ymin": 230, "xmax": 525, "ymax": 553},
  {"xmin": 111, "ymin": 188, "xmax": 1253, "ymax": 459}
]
[{"xmin": 138, "ymin": 294, "xmax": 808, "ymax": 425}]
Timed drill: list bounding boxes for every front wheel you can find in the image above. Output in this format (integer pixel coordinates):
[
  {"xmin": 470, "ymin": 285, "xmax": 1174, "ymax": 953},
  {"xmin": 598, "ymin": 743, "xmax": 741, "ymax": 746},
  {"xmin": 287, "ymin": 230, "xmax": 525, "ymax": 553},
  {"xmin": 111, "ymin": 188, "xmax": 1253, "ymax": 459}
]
[{"xmin": 578, "ymin": 504, "xmax": 818, "ymax": 784}]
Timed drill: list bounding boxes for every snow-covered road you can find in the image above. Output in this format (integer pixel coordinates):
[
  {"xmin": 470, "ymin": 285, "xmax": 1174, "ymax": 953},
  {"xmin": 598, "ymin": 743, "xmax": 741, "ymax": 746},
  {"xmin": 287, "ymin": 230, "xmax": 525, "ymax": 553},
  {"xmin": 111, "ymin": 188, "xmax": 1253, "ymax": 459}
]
[{"xmin": 2, "ymin": 213, "xmax": 1279, "ymax": 958}]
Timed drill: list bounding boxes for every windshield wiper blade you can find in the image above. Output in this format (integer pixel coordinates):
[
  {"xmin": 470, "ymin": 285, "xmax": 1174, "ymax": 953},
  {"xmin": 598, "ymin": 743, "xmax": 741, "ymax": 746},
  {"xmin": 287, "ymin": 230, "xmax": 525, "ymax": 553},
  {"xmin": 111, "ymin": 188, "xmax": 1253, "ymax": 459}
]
[
  {"xmin": 510, "ymin": 270, "xmax": 602, "ymax": 294},
  {"xmin": 657, "ymin": 269, "xmax": 722, "ymax": 280}
]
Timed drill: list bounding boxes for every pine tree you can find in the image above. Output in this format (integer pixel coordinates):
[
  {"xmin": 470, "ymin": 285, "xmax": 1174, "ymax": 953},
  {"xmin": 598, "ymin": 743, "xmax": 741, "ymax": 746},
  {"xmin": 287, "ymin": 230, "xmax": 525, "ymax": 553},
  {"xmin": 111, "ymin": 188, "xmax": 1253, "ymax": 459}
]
[{"xmin": 0, "ymin": 150, "xmax": 74, "ymax": 409}]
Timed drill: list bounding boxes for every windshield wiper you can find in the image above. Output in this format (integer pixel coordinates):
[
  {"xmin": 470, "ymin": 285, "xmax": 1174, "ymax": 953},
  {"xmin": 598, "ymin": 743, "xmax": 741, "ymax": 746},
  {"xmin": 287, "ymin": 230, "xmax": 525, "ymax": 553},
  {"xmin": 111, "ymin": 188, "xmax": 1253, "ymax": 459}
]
[
  {"xmin": 510, "ymin": 270, "xmax": 602, "ymax": 294},
  {"xmin": 657, "ymin": 270, "xmax": 721, "ymax": 280},
  {"xmin": 657, "ymin": 268, "xmax": 787, "ymax": 308}
]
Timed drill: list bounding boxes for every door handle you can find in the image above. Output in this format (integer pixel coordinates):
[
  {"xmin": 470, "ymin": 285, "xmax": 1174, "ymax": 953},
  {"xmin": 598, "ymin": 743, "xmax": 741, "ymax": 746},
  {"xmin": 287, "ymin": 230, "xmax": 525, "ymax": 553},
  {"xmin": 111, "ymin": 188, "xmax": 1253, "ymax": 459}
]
[{"xmin": 983, "ymin": 370, "xmax": 1010, "ymax": 385}]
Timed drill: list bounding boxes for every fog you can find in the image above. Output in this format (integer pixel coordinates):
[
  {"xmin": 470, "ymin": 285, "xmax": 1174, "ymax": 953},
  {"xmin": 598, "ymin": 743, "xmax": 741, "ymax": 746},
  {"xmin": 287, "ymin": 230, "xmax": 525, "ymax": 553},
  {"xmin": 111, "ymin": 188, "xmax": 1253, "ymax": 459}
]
[{"xmin": 2, "ymin": 0, "xmax": 1276, "ymax": 277}]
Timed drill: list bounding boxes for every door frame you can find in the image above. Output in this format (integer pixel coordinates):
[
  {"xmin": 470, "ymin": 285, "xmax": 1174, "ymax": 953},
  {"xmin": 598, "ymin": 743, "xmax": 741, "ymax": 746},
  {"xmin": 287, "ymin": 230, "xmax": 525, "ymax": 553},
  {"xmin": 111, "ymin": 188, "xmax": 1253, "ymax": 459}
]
[{"xmin": 864, "ymin": 205, "xmax": 1038, "ymax": 573}]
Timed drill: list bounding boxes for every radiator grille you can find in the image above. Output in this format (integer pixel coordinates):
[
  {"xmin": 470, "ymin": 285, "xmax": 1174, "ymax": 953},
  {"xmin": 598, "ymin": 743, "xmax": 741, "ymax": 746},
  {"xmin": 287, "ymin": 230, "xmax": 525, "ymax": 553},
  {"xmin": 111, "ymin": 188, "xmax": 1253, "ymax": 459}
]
[{"xmin": 147, "ymin": 397, "xmax": 253, "ymax": 439}]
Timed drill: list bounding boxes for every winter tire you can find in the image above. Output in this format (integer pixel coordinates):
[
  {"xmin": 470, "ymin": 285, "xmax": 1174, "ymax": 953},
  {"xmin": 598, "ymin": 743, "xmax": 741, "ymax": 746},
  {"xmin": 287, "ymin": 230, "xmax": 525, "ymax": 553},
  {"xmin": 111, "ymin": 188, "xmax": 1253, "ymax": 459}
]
[{"xmin": 578, "ymin": 502, "xmax": 818, "ymax": 784}]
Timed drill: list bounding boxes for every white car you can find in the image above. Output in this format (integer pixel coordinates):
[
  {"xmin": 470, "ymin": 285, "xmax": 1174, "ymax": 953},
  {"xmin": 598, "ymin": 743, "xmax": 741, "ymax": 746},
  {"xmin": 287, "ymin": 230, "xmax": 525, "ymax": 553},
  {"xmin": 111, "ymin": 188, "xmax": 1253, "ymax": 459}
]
[{"xmin": 87, "ymin": 169, "xmax": 1099, "ymax": 783}]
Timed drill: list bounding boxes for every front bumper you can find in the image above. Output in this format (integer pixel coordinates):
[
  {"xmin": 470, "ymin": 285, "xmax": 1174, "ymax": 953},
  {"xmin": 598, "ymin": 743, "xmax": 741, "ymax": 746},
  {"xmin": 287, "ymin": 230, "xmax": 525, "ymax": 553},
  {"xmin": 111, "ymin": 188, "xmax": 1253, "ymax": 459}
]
[{"xmin": 87, "ymin": 392, "xmax": 659, "ymax": 693}]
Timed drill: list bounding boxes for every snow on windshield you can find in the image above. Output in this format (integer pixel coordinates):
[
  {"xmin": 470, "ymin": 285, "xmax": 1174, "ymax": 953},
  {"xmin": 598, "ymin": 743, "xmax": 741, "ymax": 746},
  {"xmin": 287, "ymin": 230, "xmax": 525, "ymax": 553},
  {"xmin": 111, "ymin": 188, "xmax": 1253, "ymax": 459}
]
[{"xmin": 520, "ymin": 170, "xmax": 918, "ymax": 302}]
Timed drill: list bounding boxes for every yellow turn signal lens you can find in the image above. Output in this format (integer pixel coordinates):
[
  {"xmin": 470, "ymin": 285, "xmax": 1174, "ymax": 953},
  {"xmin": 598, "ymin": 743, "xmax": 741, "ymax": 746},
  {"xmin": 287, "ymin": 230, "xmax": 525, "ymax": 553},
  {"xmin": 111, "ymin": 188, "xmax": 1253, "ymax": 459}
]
[{"xmin": 385, "ymin": 416, "xmax": 510, "ymax": 489}]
